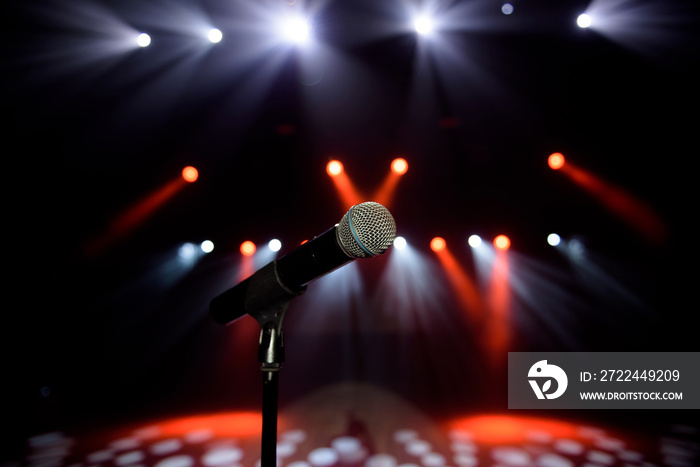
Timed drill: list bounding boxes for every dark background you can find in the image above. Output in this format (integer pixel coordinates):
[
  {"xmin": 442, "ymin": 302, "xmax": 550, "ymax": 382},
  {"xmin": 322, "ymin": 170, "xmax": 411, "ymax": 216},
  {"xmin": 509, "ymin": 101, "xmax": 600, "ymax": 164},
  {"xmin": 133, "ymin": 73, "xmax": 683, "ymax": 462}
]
[{"xmin": 2, "ymin": 0, "xmax": 699, "ymax": 458}]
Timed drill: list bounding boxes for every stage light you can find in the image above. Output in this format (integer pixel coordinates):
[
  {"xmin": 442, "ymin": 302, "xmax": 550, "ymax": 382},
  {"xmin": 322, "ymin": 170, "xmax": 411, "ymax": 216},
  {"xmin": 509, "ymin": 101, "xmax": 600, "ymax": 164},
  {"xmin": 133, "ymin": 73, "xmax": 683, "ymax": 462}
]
[
  {"xmin": 268, "ymin": 239, "xmax": 282, "ymax": 252},
  {"xmin": 391, "ymin": 158, "xmax": 409, "ymax": 175},
  {"xmin": 501, "ymin": 3, "xmax": 514, "ymax": 15},
  {"xmin": 208, "ymin": 28, "xmax": 223, "ymax": 43},
  {"xmin": 137, "ymin": 33, "xmax": 151, "ymax": 47},
  {"xmin": 413, "ymin": 16, "xmax": 434, "ymax": 36},
  {"xmin": 182, "ymin": 166, "xmax": 199, "ymax": 182},
  {"xmin": 240, "ymin": 241, "xmax": 256, "ymax": 256},
  {"xmin": 468, "ymin": 235, "xmax": 482, "ymax": 248},
  {"xmin": 547, "ymin": 233, "xmax": 561, "ymax": 247},
  {"xmin": 548, "ymin": 153, "xmax": 565, "ymax": 170},
  {"xmin": 494, "ymin": 235, "xmax": 511, "ymax": 251},
  {"xmin": 577, "ymin": 14, "xmax": 592, "ymax": 28},
  {"xmin": 430, "ymin": 237, "xmax": 446, "ymax": 252},
  {"xmin": 282, "ymin": 16, "xmax": 311, "ymax": 44},
  {"xmin": 326, "ymin": 160, "xmax": 343, "ymax": 177},
  {"xmin": 393, "ymin": 236, "xmax": 407, "ymax": 250},
  {"xmin": 201, "ymin": 240, "xmax": 214, "ymax": 253}
]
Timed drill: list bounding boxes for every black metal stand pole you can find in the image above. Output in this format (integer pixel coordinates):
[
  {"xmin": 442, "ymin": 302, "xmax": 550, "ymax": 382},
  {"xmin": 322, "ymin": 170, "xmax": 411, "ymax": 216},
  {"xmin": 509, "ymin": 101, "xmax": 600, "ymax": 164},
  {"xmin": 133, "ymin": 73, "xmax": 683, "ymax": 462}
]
[
  {"xmin": 261, "ymin": 370, "xmax": 279, "ymax": 467},
  {"xmin": 258, "ymin": 312, "xmax": 288, "ymax": 467}
]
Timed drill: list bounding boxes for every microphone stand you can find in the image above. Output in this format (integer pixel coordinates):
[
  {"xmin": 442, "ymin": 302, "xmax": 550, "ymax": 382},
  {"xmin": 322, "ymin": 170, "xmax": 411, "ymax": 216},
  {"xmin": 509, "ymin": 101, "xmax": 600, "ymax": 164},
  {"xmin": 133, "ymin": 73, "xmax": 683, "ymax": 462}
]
[
  {"xmin": 242, "ymin": 262, "xmax": 306, "ymax": 467},
  {"xmin": 257, "ymin": 301, "xmax": 290, "ymax": 467}
]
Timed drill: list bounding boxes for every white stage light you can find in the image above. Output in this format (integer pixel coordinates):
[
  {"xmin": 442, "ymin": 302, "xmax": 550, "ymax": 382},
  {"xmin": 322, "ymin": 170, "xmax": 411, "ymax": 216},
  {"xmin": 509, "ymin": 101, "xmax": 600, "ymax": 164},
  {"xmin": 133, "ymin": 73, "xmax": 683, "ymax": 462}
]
[
  {"xmin": 208, "ymin": 28, "xmax": 223, "ymax": 43},
  {"xmin": 136, "ymin": 33, "xmax": 151, "ymax": 47},
  {"xmin": 468, "ymin": 235, "xmax": 482, "ymax": 248},
  {"xmin": 393, "ymin": 236, "xmax": 407, "ymax": 250},
  {"xmin": 547, "ymin": 234, "xmax": 561, "ymax": 247},
  {"xmin": 501, "ymin": 3, "xmax": 514, "ymax": 15},
  {"xmin": 577, "ymin": 14, "xmax": 592, "ymax": 28},
  {"xmin": 201, "ymin": 240, "xmax": 215, "ymax": 253},
  {"xmin": 413, "ymin": 16, "xmax": 434, "ymax": 36},
  {"xmin": 269, "ymin": 239, "xmax": 282, "ymax": 252},
  {"xmin": 282, "ymin": 17, "xmax": 311, "ymax": 44}
]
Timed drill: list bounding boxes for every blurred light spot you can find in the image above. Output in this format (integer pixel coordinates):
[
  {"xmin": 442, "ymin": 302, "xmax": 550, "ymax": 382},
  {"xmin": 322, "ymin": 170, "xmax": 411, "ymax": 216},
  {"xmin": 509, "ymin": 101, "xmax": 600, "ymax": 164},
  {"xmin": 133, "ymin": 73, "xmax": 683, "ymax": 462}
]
[
  {"xmin": 150, "ymin": 439, "xmax": 183, "ymax": 456},
  {"xmin": 200, "ymin": 240, "xmax": 214, "ymax": 253},
  {"xmin": 308, "ymin": 447, "xmax": 338, "ymax": 466},
  {"xmin": 283, "ymin": 17, "xmax": 311, "ymax": 44},
  {"xmin": 115, "ymin": 451, "xmax": 144, "ymax": 466},
  {"xmin": 154, "ymin": 455, "xmax": 194, "ymax": 467},
  {"xmin": 548, "ymin": 153, "xmax": 565, "ymax": 170},
  {"xmin": 577, "ymin": 14, "xmax": 592, "ymax": 28},
  {"xmin": 391, "ymin": 158, "xmax": 409, "ymax": 175},
  {"xmin": 137, "ymin": 33, "xmax": 151, "ymax": 47},
  {"xmin": 367, "ymin": 454, "xmax": 397, "ymax": 467},
  {"xmin": 202, "ymin": 447, "xmax": 244, "ymax": 466},
  {"xmin": 430, "ymin": 237, "xmax": 446, "ymax": 252},
  {"xmin": 413, "ymin": 16, "xmax": 434, "ymax": 35},
  {"xmin": 405, "ymin": 439, "xmax": 431, "ymax": 456},
  {"xmin": 269, "ymin": 239, "xmax": 282, "ymax": 252},
  {"xmin": 568, "ymin": 239, "xmax": 585, "ymax": 256},
  {"xmin": 494, "ymin": 235, "xmax": 511, "ymax": 250},
  {"xmin": 393, "ymin": 236, "xmax": 407, "ymax": 250},
  {"xmin": 240, "ymin": 241, "xmax": 256, "ymax": 256},
  {"xmin": 501, "ymin": 3, "xmax": 514, "ymax": 15},
  {"xmin": 468, "ymin": 235, "xmax": 482, "ymax": 248},
  {"xmin": 178, "ymin": 243, "xmax": 196, "ymax": 259},
  {"xmin": 547, "ymin": 233, "xmax": 561, "ymax": 246},
  {"xmin": 182, "ymin": 166, "xmax": 199, "ymax": 182},
  {"xmin": 327, "ymin": 160, "xmax": 343, "ymax": 176},
  {"xmin": 208, "ymin": 28, "xmax": 222, "ymax": 43}
]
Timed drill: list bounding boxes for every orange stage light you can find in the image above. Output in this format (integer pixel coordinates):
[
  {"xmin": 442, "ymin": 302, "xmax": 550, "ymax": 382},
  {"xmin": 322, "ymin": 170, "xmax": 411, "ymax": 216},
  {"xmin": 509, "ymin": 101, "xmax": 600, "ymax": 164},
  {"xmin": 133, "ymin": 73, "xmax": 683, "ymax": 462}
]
[
  {"xmin": 181, "ymin": 166, "xmax": 199, "ymax": 182},
  {"xmin": 548, "ymin": 153, "xmax": 565, "ymax": 170},
  {"xmin": 240, "ymin": 241, "xmax": 256, "ymax": 256},
  {"xmin": 326, "ymin": 160, "xmax": 343, "ymax": 177},
  {"xmin": 430, "ymin": 237, "xmax": 446, "ymax": 252},
  {"xmin": 326, "ymin": 159, "xmax": 363, "ymax": 209},
  {"xmin": 494, "ymin": 235, "xmax": 511, "ymax": 251},
  {"xmin": 391, "ymin": 158, "xmax": 409, "ymax": 175}
]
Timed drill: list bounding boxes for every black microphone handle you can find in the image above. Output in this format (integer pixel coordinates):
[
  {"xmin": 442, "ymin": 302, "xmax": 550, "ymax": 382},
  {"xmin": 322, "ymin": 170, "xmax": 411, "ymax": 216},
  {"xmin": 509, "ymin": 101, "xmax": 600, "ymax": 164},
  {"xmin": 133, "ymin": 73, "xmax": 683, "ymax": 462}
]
[{"xmin": 209, "ymin": 226, "xmax": 353, "ymax": 326}]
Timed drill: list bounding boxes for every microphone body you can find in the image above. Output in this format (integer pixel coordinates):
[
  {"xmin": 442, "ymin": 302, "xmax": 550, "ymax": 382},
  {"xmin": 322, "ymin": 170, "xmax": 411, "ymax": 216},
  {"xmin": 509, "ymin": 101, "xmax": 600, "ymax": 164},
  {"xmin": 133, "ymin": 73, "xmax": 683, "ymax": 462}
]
[{"xmin": 210, "ymin": 202, "xmax": 396, "ymax": 326}]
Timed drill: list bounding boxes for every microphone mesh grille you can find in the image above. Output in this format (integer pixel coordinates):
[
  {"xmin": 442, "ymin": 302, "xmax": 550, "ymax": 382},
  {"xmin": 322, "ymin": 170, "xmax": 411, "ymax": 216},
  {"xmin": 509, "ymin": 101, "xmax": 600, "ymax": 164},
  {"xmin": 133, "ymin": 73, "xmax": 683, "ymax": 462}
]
[{"xmin": 336, "ymin": 202, "xmax": 397, "ymax": 258}]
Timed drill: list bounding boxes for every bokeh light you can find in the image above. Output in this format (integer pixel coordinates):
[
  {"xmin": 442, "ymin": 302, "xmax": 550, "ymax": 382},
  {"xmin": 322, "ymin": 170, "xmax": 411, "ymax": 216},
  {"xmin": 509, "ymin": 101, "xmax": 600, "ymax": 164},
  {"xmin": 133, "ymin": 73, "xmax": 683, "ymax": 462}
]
[
  {"xmin": 182, "ymin": 166, "xmax": 199, "ymax": 182},
  {"xmin": 326, "ymin": 160, "xmax": 343, "ymax": 177},
  {"xmin": 494, "ymin": 235, "xmax": 511, "ymax": 250},
  {"xmin": 240, "ymin": 241, "xmax": 256, "ymax": 256},
  {"xmin": 430, "ymin": 237, "xmax": 446, "ymax": 252},
  {"xmin": 391, "ymin": 158, "xmax": 409, "ymax": 175},
  {"xmin": 548, "ymin": 153, "xmax": 565, "ymax": 170}
]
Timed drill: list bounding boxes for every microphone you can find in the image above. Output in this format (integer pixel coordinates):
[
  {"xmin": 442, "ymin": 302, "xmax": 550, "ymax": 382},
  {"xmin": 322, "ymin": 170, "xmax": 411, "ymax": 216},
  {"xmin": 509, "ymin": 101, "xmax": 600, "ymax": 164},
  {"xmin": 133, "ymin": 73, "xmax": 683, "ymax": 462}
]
[{"xmin": 210, "ymin": 201, "xmax": 397, "ymax": 326}]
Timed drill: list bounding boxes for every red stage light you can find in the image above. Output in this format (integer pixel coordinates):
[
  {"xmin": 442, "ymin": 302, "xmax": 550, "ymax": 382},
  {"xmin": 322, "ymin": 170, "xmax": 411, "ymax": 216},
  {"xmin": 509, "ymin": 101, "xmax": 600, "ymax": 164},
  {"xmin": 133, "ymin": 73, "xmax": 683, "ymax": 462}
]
[
  {"xmin": 240, "ymin": 241, "xmax": 256, "ymax": 256},
  {"xmin": 182, "ymin": 166, "xmax": 199, "ymax": 182},
  {"xmin": 326, "ymin": 160, "xmax": 343, "ymax": 177},
  {"xmin": 494, "ymin": 235, "xmax": 511, "ymax": 250},
  {"xmin": 430, "ymin": 237, "xmax": 446, "ymax": 252},
  {"xmin": 548, "ymin": 153, "xmax": 565, "ymax": 170},
  {"xmin": 391, "ymin": 158, "xmax": 408, "ymax": 175}
]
